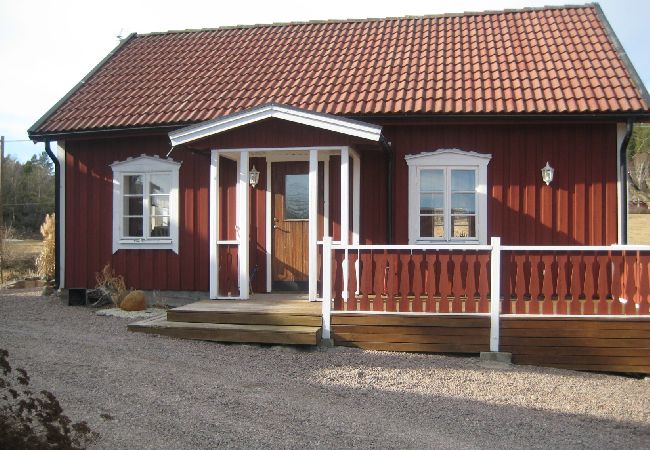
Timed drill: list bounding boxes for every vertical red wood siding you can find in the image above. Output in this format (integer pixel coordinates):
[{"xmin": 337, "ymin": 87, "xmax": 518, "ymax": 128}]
[
  {"xmin": 385, "ymin": 122, "xmax": 618, "ymax": 245},
  {"xmin": 64, "ymin": 120, "xmax": 619, "ymax": 292},
  {"xmin": 65, "ymin": 135, "xmax": 210, "ymax": 290}
]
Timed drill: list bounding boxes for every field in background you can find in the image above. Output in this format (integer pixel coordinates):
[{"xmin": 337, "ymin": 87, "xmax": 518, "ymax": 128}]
[
  {"xmin": 1, "ymin": 239, "xmax": 42, "ymax": 283},
  {"xmin": 629, "ymin": 214, "xmax": 650, "ymax": 245}
]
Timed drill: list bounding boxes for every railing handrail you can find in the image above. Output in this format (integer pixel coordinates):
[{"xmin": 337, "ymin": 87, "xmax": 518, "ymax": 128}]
[
  {"xmin": 501, "ymin": 244, "xmax": 650, "ymax": 251},
  {"xmin": 331, "ymin": 244, "xmax": 493, "ymax": 251}
]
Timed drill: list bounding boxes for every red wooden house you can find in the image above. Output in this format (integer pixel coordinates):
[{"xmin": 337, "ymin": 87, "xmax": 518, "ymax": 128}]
[{"xmin": 29, "ymin": 5, "xmax": 650, "ymax": 372}]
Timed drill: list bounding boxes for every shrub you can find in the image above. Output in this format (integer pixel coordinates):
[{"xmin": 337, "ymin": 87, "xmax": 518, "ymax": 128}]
[
  {"xmin": 94, "ymin": 264, "xmax": 128, "ymax": 307},
  {"xmin": 36, "ymin": 214, "xmax": 55, "ymax": 281},
  {"xmin": 0, "ymin": 349, "xmax": 99, "ymax": 449}
]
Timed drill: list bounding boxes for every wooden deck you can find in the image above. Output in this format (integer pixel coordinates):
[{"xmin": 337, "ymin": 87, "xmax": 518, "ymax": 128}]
[{"xmin": 129, "ymin": 296, "xmax": 322, "ymax": 345}]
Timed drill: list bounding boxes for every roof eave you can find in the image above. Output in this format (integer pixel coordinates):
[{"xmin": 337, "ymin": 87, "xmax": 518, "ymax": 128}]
[{"xmin": 27, "ymin": 32, "xmax": 138, "ymax": 138}]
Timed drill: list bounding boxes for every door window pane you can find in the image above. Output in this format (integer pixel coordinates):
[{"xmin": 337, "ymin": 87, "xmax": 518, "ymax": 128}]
[{"xmin": 285, "ymin": 174, "xmax": 309, "ymax": 220}]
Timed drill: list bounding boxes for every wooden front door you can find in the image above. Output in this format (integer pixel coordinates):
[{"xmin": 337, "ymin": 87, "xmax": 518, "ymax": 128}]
[{"xmin": 272, "ymin": 162, "xmax": 311, "ymax": 291}]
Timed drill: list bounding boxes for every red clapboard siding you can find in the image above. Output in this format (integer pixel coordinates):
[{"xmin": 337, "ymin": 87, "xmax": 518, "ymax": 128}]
[{"xmin": 64, "ymin": 135, "xmax": 210, "ymax": 291}]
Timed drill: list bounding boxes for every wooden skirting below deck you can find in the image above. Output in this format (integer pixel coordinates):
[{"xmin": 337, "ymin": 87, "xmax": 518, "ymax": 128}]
[
  {"xmin": 331, "ymin": 313, "xmax": 491, "ymax": 353},
  {"xmin": 501, "ymin": 316, "xmax": 650, "ymax": 374}
]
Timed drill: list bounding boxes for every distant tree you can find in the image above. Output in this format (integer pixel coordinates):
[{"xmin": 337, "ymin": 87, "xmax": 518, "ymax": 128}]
[
  {"xmin": 1, "ymin": 152, "xmax": 55, "ymax": 236},
  {"xmin": 628, "ymin": 126, "xmax": 650, "ymax": 210}
]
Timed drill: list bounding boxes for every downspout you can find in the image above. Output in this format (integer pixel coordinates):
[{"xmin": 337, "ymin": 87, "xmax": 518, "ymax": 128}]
[
  {"xmin": 619, "ymin": 119, "xmax": 634, "ymax": 244},
  {"xmin": 44, "ymin": 140, "xmax": 60, "ymax": 289},
  {"xmin": 380, "ymin": 135, "xmax": 393, "ymax": 244}
]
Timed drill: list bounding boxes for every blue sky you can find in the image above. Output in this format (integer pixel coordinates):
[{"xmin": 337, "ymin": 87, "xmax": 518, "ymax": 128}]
[{"xmin": 1, "ymin": 0, "xmax": 648, "ymax": 162}]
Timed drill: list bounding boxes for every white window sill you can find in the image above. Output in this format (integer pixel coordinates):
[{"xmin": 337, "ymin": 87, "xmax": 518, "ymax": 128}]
[{"xmin": 114, "ymin": 239, "xmax": 178, "ymax": 253}]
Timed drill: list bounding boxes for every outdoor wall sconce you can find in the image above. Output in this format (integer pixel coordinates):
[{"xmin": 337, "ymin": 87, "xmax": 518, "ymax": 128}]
[
  {"xmin": 541, "ymin": 161, "xmax": 554, "ymax": 185},
  {"xmin": 249, "ymin": 165, "xmax": 260, "ymax": 188}
]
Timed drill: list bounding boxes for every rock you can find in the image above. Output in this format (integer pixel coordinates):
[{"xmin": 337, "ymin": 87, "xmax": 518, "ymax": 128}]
[{"xmin": 120, "ymin": 290, "xmax": 147, "ymax": 311}]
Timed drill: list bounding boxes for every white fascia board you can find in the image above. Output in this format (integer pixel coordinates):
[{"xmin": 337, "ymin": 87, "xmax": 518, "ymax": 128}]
[{"xmin": 169, "ymin": 104, "xmax": 383, "ymax": 146}]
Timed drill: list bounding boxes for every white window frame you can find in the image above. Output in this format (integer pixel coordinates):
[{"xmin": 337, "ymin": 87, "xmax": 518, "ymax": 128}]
[
  {"xmin": 111, "ymin": 155, "xmax": 181, "ymax": 253},
  {"xmin": 406, "ymin": 149, "xmax": 492, "ymax": 245}
]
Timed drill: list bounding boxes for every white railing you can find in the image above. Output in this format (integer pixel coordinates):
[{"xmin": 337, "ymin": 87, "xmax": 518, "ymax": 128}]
[{"xmin": 321, "ymin": 236, "xmax": 650, "ymax": 351}]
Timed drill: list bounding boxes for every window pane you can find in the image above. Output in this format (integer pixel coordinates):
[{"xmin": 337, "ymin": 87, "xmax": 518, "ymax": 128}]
[
  {"xmin": 285, "ymin": 174, "xmax": 309, "ymax": 220},
  {"xmin": 452, "ymin": 215, "xmax": 476, "ymax": 238},
  {"xmin": 124, "ymin": 217, "xmax": 143, "ymax": 237},
  {"xmin": 451, "ymin": 170, "xmax": 475, "ymax": 192},
  {"xmin": 151, "ymin": 216, "xmax": 170, "ymax": 237},
  {"xmin": 420, "ymin": 193, "xmax": 443, "ymax": 214},
  {"xmin": 150, "ymin": 174, "xmax": 171, "ymax": 195},
  {"xmin": 420, "ymin": 215, "xmax": 444, "ymax": 238},
  {"xmin": 420, "ymin": 169, "xmax": 444, "ymax": 191},
  {"xmin": 150, "ymin": 195, "xmax": 169, "ymax": 215},
  {"xmin": 124, "ymin": 175, "xmax": 143, "ymax": 195},
  {"xmin": 124, "ymin": 196, "xmax": 143, "ymax": 215},
  {"xmin": 451, "ymin": 193, "xmax": 476, "ymax": 214}
]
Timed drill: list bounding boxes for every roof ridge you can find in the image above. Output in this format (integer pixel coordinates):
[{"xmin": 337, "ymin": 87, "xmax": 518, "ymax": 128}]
[{"xmin": 136, "ymin": 3, "xmax": 597, "ymax": 37}]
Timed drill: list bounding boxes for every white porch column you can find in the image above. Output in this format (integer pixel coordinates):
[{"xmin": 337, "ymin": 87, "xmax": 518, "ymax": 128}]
[
  {"xmin": 351, "ymin": 150, "xmax": 360, "ymax": 245},
  {"xmin": 340, "ymin": 147, "xmax": 350, "ymax": 245},
  {"xmin": 265, "ymin": 159, "xmax": 272, "ymax": 293},
  {"xmin": 209, "ymin": 150, "xmax": 220, "ymax": 299},
  {"xmin": 309, "ymin": 149, "xmax": 319, "ymax": 300},
  {"xmin": 237, "ymin": 150, "xmax": 250, "ymax": 299}
]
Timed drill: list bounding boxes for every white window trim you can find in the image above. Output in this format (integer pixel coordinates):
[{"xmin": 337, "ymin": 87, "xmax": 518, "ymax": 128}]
[
  {"xmin": 111, "ymin": 154, "xmax": 181, "ymax": 253},
  {"xmin": 406, "ymin": 149, "xmax": 492, "ymax": 245}
]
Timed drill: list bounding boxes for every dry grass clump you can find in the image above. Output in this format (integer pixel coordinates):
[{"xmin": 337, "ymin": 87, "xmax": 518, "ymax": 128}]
[
  {"xmin": 35, "ymin": 214, "xmax": 55, "ymax": 280},
  {"xmin": 94, "ymin": 264, "xmax": 128, "ymax": 307}
]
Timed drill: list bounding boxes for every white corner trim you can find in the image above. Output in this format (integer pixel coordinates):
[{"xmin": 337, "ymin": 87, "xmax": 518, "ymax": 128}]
[
  {"xmin": 209, "ymin": 150, "xmax": 219, "ymax": 299},
  {"xmin": 407, "ymin": 148, "xmax": 492, "ymax": 245},
  {"xmin": 169, "ymin": 103, "xmax": 383, "ymax": 146},
  {"xmin": 616, "ymin": 123, "xmax": 626, "ymax": 245},
  {"xmin": 111, "ymin": 154, "xmax": 181, "ymax": 254},
  {"xmin": 57, "ymin": 142, "xmax": 66, "ymax": 289}
]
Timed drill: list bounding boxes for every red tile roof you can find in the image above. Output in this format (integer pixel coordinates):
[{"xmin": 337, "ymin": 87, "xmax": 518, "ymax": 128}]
[{"xmin": 29, "ymin": 4, "xmax": 650, "ymax": 136}]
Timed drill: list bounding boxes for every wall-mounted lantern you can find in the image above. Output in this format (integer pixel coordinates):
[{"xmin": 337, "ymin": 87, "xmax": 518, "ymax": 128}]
[
  {"xmin": 249, "ymin": 165, "xmax": 260, "ymax": 188},
  {"xmin": 541, "ymin": 161, "xmax": 554, "ymax": 186}
]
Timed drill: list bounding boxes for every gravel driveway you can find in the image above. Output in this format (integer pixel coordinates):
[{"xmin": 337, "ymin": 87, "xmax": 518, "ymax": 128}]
[{"xmin": 1, "ymin": 289, "xmax": 648, "ymax": 449}]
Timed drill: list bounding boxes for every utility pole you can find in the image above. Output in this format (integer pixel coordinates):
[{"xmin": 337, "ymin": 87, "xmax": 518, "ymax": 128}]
[{"xmin": 0, "ymin": 136, "xmax": 4, "ymax": 284}]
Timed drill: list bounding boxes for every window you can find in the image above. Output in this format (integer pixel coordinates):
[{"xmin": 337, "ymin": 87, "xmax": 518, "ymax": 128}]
[
  {"xmin": 111, "ymin": 155, "xmax": 181, "ymax": 253},
  {"xmin": 406, "ymin": 149, "xmax": 491, "ymax": 244},
  {"xmin": 284, "ymin": 174, "xmax": 309, "ymax": 220}
]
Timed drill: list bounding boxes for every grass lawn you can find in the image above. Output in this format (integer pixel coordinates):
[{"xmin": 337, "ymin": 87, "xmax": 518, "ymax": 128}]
[
  {"xmin": 1, "ymin": 239, "xmax": 42, "ymax": 282},
  {"xmin": 629, "ymin": 214, "xmax": 650, "ymax": 245}
]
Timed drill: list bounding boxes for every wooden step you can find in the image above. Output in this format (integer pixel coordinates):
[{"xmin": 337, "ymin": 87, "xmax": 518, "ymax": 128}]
[
  {"xmin": 167, "ymin": 300, "xmax": 322, "ymax": 327},
  {"xmin": 128, "ymin": 316, "xmax": 321, "ymax": 345}
]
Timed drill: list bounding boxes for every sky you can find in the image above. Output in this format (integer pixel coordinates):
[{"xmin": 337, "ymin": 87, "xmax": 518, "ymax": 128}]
[{"xmin": 1, "ymin": 0, "xmax": 649, "ymax": 162}]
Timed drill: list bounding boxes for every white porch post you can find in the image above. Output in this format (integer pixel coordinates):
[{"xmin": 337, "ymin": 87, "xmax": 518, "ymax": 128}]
[
  {"xmin": 340, "ymin": 147, "xmax": 350, "ymax": 245},
  {"xmin": 209, "ymin": 150, "xmax": 220, "ymax": 299},
  {"xmin": 237, "ymin": 151, "xmax": 250, "ymax": 299},
  {"xmin": 309, "ymin": 149, "xmax": 319, "ymax": 300},
  {"xmin": 351, "ymin": 150, "xmax": 360, "ymax": 245},
  {"xmin": 323, "ymin": 156, "xmax": 330, "ymax": 238},
  {"xmin": 265, "ymin": 159, "xmax": 272, "ymax": 293},
  {"xmin": 490, "ymin": 237, "xmax": 501, "ymax": 351}
]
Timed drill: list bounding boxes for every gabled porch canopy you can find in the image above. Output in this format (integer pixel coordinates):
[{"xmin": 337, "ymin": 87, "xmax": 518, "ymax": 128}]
[
  {"xmin": 168, "ymin": 102, "xmax": 383, "ymax": 147},
  {"xmin": 169, "ymin": 103, "xmax": 385, "ymax": 301}
]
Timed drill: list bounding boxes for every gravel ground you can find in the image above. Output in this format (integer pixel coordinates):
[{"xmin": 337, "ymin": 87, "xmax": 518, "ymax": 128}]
[{"xmin": 1, "ymin": 289, "xmax": 649, "ymax": 449}]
